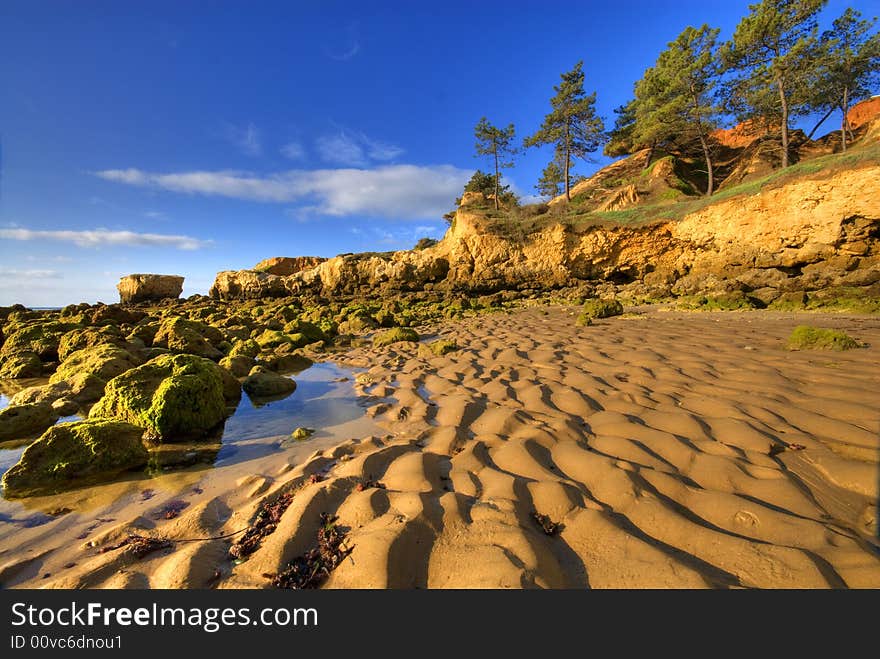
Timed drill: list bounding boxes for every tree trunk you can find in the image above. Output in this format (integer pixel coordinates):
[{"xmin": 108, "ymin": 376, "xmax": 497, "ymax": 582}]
[
  {"xmin": 564, "ymin": 123, "xmax": 571, "ymax": 202},
  {"xmin": 807, "ymin": 107, "xmax": 835, "ymax": 140},
  {"xmin": 697, "ymin": 131, "xmax": 714, "ymax": 197},
  {"xmin": 841, "ymin": 87, "xmax": 849, "ymax": 153},
  {"xmin": 493, "ymin": 148, "xmax": 499, "ymax": 210},
  {"xmin": 643, "ymin": 142, "xmax": 655, "ymax": 170},
  {"xmin": 777, "ymin": 76, "xmax": 790, "ymax": 168}
]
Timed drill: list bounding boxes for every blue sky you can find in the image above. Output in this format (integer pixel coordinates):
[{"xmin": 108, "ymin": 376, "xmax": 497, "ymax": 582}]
[{"xmin": 0, "ymin": 0, "xmax": 874, "ymax": 306}]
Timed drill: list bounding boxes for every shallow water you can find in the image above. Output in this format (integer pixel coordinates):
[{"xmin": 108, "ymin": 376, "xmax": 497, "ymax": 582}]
[{"xmin": 0, "ymin": 361, "xmax": 376, "ymax": 502}]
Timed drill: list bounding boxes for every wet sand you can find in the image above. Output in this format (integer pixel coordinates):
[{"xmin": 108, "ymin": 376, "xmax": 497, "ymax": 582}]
[{"xmin": 2, "ymin": 307, "xmax": 878, "ymax": 588}]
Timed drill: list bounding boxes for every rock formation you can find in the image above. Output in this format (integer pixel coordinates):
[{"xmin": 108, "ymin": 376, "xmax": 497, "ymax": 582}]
[
  {"xmin": 208, "ymin": 162, "xmax": 879, "ymax": 305},
  {"xmin": 253, "ymin": 256, "xmax": 326, "ymax": 276},
  {"xmin": 117, "ymin": 274, "xmax": 184, "ymax": 304}
]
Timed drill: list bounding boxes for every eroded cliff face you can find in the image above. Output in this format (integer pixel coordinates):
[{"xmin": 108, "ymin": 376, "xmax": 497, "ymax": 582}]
[{"xmin": 209, "ymin": 163, "xmax": 880, "ymax": 303}]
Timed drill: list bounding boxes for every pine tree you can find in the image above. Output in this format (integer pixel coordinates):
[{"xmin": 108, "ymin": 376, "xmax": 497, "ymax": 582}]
[
  {"xmin": 536, "ymin": 159, "xmax": 564, "ymax": 199},
  {"xmin": 474, "ymin": 117, "xmax": 517, "ymax": 210},
  {"xmin": 721, "ymin": 0, "xmax": 826, "ymax": 168},
  {"xmin": 525, "ymin": 62, "xmax": 605, "ymax": 201},
  {"xmin": 631, "ymin": 25, "xmax": 722, "ymax": 195},
  {"xmin": 809, "ymin": 9, "xmax": 880, "ymax": 150}
]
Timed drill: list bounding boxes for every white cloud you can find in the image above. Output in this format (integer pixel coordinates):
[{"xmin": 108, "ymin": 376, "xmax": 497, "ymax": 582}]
[
  {"xmin": 0, "ymin": 268, "xmax": 61, "ymax": 278},
  {"xmin": 315, "ymin": 130, "xmax": 403, "ymax": 166},
  {"xmin": 223, "ymin": 122, "xmax": 262, "ymax": 156},
  {"xmin": 0, "ymin": 228, "xmax": 210, "ymax": 250},
  {"xmin": 144, "ymin": 211, "xmax": 167, "ymax": 220},
  {"xmin": 94, "ymin": 164, "xmax": 470, "ymax": 220},
  {"xmin": 280, "ymin": 141, "xmax": 306, "ymax": 160}
]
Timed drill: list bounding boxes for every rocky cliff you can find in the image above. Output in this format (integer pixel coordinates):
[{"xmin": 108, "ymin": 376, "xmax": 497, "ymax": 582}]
[{"xmin": 209, "ymin": 118, "xmax": 880, "ymax": 306}]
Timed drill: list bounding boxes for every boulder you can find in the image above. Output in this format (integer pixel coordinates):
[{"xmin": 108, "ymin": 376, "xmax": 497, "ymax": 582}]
[
  {"xmin": 58, "ymin": 326, "xmax": 128, "ymax": 361},
  {"xmin": 0, "ymin": 321, "xmax": 80, "ymax": 362},
  {"xmin": 219, "ymin": 355, "xmax": 254, "ymax": 378},
  {"xmin": 152, "ymin": 317, "xmax": 222, "ymax": 360},
  {"xmin": 253, "ymin": 256, "xmax": 326, "ymax": 276},
  {"xmin": 89, "ymin": 353, "xmax": 231, "ymax": 442},
  {"xmin": 373, "ymin": 327, "xmax": 419, "ymax": 348},
  {"xmin": 242, "ymin": 365, "xmax": 297, "ymax": 398},
  {"xmin": 1, "ymin": 420, "xmax": 148, "ymax": 497},
  {"xmin": 0, "ymin": 351, "xmax": 42, "ymax": 378},
  {"xmin": 580, "ymin": 298, "xmax": 624, "ymax": 319},
  {"xmin": 0, "ymin": 402, "xmax": 58, "ymax": 442},
  {"xmin": 10, "ymin": 372, "xmax": 105, "ymax": 409},
  {"xmin": 50, "ymin": 344, "xmax": 141, "ymax": 384},
  {"xmin": 117, "ymin": 274, "xmax": 184, "ymax": 304}
]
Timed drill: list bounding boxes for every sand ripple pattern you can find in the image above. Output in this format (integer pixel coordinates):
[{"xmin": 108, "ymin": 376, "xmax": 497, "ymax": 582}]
[{"xmin": 20, "ymin": 308, "xmax": 880, "ymax": 589}]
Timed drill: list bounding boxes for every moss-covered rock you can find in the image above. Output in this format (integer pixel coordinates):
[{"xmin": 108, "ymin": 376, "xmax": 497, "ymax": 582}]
[
  {"xmin": 289, "ymin": 426, "xmax": 314, "ymax": 441},
  {"xmin": 242, "ymin": 365, "xmax": 297, "ymax": 398},
  {"xmin": 254, "ymin": 330, "xmax": 306, "ymax": 350},
  {"xmin": 50, "ymin": 344, "xmax": 141, "ymax": 384},
  {"xmin": 282, "ymin": 319, "xmax": 328, "ymax": 342},
  {"xmin": 0, "ymin": 321, "xmax": 80, "ymax": 362},
  {"xmin": 337, "ymin": 312, "xmax": 377, "ymax": 335},
  {"xmin": 768, "ymin": 291, "xmax": 808, "ymax": 311},
  {"xmin": 10, "ymin": 372, "xmax": 105, "ymax": 410},
  {"xmin": 581, "ymin": 298, "xmax": 624, "ymax": 319},
  {"xmin": 228, "ymin": 338, "xmax": 260, "ymax": 359},
  {"xmin": 1, "ymin": 420, "xmax": 148, "ymax": 497},
  {"xmin": 152, "ymin": 317, "xmax": 223, "ymax": 360},
  {"xmin": 126, "ymin": 320, "xmax": 160, "ymax": 347},
  {"xmin": 0, "ymin": 402, "xmax": 58, "ymax": 442},
  {"xmin": 575, "ymin": 313, "xmax": 594, "ymax": 327},
  {"xmin": 89, "ymin": 353, "xmax": 230, "ymax": 442},
  {"xmin": 219, "ymin": 354, "xmax": 254, "ymax": 378},
  {"xmin": 58, "ymin": 326, "xmax": 128, "ymax": 361},
  {"xmin": 373, "ymin": 327, "xmax": 419, "ymax": 348},
  {"xmin": 0, "ymin": 351, "xmax": 42, "ymax": 378},
  {"xmin": 418, "ymin": 339, "xmax": 458, "ymax": 358},
  {"xmin": 787, "ymin": 326, "xmax": 861, "ymax": 351}
]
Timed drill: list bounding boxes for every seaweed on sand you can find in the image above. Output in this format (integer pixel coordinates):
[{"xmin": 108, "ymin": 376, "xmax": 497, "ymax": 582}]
[
  {"xmin": 228, "ymin": 490, "xmax": 296, "ymax": 560},
  {"xmin": 99, "ymin": 534, "xmax": 173, "ymax": 559},
  {"xmin": 270, "ymin": 513, "xmax": 353, "ymax": 589}
]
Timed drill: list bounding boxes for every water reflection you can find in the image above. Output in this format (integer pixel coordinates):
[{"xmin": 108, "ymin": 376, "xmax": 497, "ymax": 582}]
[{"xmin": 0, "ymin": 361, "xmax": 371, "ymax": 496}]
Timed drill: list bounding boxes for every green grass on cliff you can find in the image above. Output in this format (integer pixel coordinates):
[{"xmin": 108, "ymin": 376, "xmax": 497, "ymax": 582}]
[{"xmin": 487, "ymin": 141, "xmax": 880, "ymax": 239}]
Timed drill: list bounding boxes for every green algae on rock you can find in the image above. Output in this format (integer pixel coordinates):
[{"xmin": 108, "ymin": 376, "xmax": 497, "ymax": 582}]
[
  {"xmin": 50, "ymin": 344, "xmax": 141, "ymax": 384},
  {"xmin": 418, "ymin": 339, "xmax": 458, "ymax": 357},
  {"xmin": 373, "ymin": 327, "xmax": 419, "ymax": 348},
  {"xmin": 0, "ymin": 402, "xmax": 58, "ymax": 443},
  {"xmin": 57, "ymin": 326, "xmax": 128, "ymax": 362},
  {"xmin": 786, "ymin": 326, "xmax": 861, "ymax": 351},
  {"xmin": 152, "ymin": 317, "xmax": 223, "ymax": 360},
  {"xmin": 0, "ymin": 350, "xmax": 42, "ymax": 378},
  {"xmin": 89, "ymin": 353, "xmax": 230, "ymax": 442},
  {"xmin": 581, "ymin": 298, "xmax": 624, "ymax": 319},
  {"xmin": 242, "ymin": 365, "xmax": 297, "ymax": 398},
  {"xmin": 1, "ymin": 420, "xmax": 148, "ymax": 498}
]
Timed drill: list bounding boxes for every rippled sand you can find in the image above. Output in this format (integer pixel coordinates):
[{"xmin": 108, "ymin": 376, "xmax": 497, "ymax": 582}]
[{"xmin": 3, "ymin": 307, "xmax": 878, "ymax": 588}]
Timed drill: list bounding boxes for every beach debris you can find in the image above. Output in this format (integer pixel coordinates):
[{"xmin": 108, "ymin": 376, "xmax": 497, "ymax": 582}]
[
  {"xmin": 308, "ymin": 473, "xmax": 324, "ymax": 484},
  {"xmin": 99, "ymin": 534, "xmax": 173, "ymax": 559},
  {"xmin": 532, "ymin": 512, "xmax": 563, "ymax": 536},
  {"xmin": 63, "ymin": 562, "xmax": 77, "ymax": 569},
  {"xmin": 769, "ymin": 442, "xmax": 807, "ymax": 456},
  {"xmin": 355, "ymin": 478, "xmax": 386, "ymax": 492},
  {"xmin": 154, "ymin": 499, "xmax": 190, "ymax": 520},
  {"xmin": 140, "ymin": 488, "xmax": 156, "ymax": 501},
  {"xmin": 191, "ymin": 486, "xmax": 204, "ymax": 495},
  {"xmin": 270, "ymin": 513, "xmax": 353, "ymax": 589},
  {"xmin": 228, "ymin": 490, "xmax": 296, "ymax": 560}
]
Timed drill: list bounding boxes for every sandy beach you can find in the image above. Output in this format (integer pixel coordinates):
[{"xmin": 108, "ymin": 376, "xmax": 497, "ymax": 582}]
[{"xmin": 1, "ymin": 306, "xmax": 877, "ymax": 589}]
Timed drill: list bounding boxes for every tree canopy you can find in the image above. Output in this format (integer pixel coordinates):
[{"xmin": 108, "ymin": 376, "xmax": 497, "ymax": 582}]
[
  {"xmin": 721, "ymin": 0, "xmax": 826, "ymax": 168},
  {"xmin": 524, "ymin": 61, "xmax": 605, "ymax": 201},
  {"xmin": 474, "ymin": 117, "xmax": 517, "ymax": 210}
]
